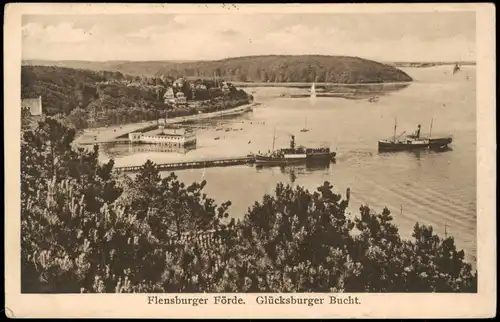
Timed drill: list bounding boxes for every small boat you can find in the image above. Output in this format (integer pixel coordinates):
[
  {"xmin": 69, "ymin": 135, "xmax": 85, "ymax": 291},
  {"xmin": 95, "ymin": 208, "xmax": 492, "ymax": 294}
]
[
  {"xmin": 310, "ymin": 82, "xmax": 317, "ymax": 98},
  {"xmin": 214, "ymin": 136, "xmax": 220, "ymax": 140},
  {"xmin": 300, "ymin": 117, "xmax": 310, "ymax": 132},
  {"xmin": 254, "ymin": 129, "xmax": 336, "ymax": 165},
  {"xmin": 378, "ymin": 118, "xmax": 453, "ymax": 152}
]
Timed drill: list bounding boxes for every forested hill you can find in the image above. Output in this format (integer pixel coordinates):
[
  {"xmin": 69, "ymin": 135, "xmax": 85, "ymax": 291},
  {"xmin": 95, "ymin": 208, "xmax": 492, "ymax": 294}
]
[{"xmin": 22, "ymin": 55, "xmax": 412, "ymax": 84}]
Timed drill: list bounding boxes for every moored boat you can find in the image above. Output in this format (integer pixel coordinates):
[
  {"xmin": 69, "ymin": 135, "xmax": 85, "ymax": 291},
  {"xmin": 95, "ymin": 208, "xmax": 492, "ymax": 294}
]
[
  {"xmin": 378, "ymin": 137, "xmax": 429, "ymax": 151},
  {"xmin": 254, "ymin": 130, "xmax": 336, "ymax": 165},
  {"xmin": 378, "ymin": 119, "xmax": 452, "ymax": 152}
]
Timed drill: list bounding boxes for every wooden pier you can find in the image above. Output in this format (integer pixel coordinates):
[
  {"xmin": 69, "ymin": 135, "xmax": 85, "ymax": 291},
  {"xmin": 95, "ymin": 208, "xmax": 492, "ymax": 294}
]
[{"xmin": 115, "ymin": 156, "xmax": 255, "ymax": 172}]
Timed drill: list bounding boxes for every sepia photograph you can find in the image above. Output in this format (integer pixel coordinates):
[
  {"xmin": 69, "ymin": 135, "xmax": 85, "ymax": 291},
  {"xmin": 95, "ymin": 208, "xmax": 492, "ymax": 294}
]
[{"xmin": 5, "ymin": 3, "xmax": 496, "ymax": 319}]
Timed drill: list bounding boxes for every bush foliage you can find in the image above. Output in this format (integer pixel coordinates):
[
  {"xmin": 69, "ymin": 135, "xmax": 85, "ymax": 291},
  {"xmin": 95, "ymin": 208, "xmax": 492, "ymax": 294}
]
[{"xmin": 21, "ymin": 117, "xmax": 477, "ymax": 293}]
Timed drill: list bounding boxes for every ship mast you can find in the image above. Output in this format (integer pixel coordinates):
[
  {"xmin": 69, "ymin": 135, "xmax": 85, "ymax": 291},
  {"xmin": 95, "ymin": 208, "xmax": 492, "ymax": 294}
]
[
  {"xmin": 429, "ymin": 117, "xmax": 434, "ymax": 139},
  {"xmin": 272, "ymin": 127, "xmax": 276, "ymax": 152},
  {"xmin": 393, "ymin": 116, "xmax": 397, "ymax": 142}
]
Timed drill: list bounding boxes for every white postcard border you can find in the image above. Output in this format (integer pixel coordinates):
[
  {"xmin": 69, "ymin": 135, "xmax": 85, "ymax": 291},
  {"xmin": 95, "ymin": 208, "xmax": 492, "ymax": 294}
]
[{"xmin": 4, "ymin": 3, "xmax": 496, "ymax": 318}]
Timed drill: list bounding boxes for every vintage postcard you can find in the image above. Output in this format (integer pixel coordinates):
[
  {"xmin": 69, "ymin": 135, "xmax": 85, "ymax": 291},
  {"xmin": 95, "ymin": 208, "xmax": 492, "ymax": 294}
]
[{"xmin": 4, "ymin": 2, "xmax": 496, "ymax": 319}]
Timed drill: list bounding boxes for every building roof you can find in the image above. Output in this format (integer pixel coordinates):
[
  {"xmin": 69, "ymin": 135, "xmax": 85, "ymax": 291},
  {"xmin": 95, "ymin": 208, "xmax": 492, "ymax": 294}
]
[
  {"xmin": 21, "ymin": 97, "xmax": 43, "ymax": 116},
  {"xmin": 142, "ymin": 127, "xmax": 192, "ymax": 137},
  {"xmin": 173, "ymin": 78, "xmax": 185, "ymax": 86},
  {"xmin": 163, "ymin": 88, "xmax": 174, "ymax": 98}
]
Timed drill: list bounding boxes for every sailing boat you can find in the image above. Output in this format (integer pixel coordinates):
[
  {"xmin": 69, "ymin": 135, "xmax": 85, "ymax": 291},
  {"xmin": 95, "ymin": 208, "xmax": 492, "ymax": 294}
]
[
  {"xmin": 310, "ymin": 82, "xmax": 317, "ymax": 98},
  {"xmin": 453, "ymin": 63, "xmax": 461, "ymax": 75},
  {"xmin": 300, "ymin": 117, "xmax": 310, "ymax": 132}
]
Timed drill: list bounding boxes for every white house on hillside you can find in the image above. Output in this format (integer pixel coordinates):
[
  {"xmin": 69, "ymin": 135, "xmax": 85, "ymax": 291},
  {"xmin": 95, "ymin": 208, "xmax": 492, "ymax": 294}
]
[
  {"xmin": 221, "ymin": 82, "xmax": 231, "ymax": 94},
  {"xmin": 163, "ymin": 87, "xmax": 175, "ymax": 104},
  {"xmin": 21, "ymin": 96, "xmax": 43, "ymax": 116},
  {"xmin": 173, "ymin": 78, "xmax": 185, "ymax": 89}
]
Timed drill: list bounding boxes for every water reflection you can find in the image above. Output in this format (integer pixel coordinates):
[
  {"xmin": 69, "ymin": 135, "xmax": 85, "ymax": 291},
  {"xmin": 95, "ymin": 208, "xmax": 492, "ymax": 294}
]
[
  {"xmin": 429, "ymin": 146, "xmax": 454, "ymax": 153},
  {"xmin": 378, "ymin": 146, "xmax": 454, "ymax": 159},
  {"xmin": 288, "ymin": 83, "xmax": 410, "ymax": 100},
  {"xmin": 255, "ymin": 159, "xmax": 332, "ymax": 170},
  {"xmin": 255, "ymin": 159, "xmax": 333, "ymax": 183}
]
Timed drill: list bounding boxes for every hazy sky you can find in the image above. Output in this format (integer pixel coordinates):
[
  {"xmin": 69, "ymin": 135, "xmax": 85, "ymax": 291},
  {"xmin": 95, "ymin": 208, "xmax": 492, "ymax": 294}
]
[{"xmin": 22, "ymin": 12, "xmax": 476, "ymax": 62}]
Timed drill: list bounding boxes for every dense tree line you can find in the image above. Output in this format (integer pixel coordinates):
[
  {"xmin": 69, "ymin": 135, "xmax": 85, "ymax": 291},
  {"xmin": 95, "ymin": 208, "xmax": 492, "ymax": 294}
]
[
  {"xmin": 21, "ymin": 117, "xmax": 477, "ymax": 293},
  {"xmin": 21, "ymin": 66, "xmax": 252, "ymax": 130},
  {"xmin": 155, "ymin": 55, "xmax": 413, "ymax": 84},
  {"xmin": 23, "ymin": 55, "xmax": 413, "ymax": 83}
]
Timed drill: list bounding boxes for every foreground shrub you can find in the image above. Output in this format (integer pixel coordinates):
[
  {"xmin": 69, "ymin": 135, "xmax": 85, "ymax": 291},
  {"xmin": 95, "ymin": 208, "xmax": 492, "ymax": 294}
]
[{"xmin": 21, "ymin": 117, "xmax": 477, "ymax": 293}]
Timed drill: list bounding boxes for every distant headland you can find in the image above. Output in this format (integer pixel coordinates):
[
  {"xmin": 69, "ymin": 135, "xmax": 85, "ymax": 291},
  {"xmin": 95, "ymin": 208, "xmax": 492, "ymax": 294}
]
[
  {"xmin": 22, "ymin": 55, "xmax": 413, "ymax": 84},
  {"xmin": 387, "ymin": 61, "xmax": 476, "ymax": 68}
]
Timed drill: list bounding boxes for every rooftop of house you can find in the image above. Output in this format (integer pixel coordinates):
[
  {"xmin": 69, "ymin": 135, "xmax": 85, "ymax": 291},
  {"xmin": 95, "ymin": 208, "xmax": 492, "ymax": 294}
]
[
  {"xmin": 163, "ymin": 88, "xmax": 175, "ymax": 97},
  {"xmin": 142, "ymin": 127, "xmax": 193, "ymax": 137}
]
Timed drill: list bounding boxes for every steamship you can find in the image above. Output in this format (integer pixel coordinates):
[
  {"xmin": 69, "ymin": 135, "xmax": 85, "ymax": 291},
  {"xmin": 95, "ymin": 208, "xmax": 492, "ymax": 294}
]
[{"xmin": 253, "ymin": 131, "xmax": 336, "ymax": 165}]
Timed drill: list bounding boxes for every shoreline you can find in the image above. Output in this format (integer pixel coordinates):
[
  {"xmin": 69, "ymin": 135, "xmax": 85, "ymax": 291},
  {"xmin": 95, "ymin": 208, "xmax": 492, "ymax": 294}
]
[
  {"xmin": 233, "ymin": 81, "xmax": 412, "ymax": 88},
  {"xmin": 74, "ymin": 102, "xmax": 258, "ymax": 146}
]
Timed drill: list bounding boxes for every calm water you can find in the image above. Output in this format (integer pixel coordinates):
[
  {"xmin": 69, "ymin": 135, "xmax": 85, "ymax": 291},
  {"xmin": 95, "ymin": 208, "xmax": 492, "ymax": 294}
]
[{"xmin": 102, "ymin": 66, "xmax": 477, "ymax": 264}]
